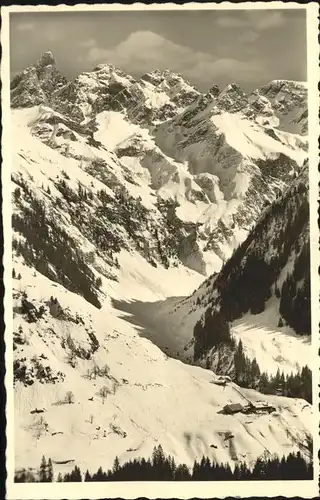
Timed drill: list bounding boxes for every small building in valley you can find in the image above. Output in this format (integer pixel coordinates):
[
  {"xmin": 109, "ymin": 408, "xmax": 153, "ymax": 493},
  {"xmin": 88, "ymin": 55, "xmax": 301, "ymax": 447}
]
[
  {"xmin": 250, "ymin": 401, "xmax": 276, "ymax": 413},
  {"xmin": 222, "ymin": 403, "xmax": 244, "ymax": 415}
]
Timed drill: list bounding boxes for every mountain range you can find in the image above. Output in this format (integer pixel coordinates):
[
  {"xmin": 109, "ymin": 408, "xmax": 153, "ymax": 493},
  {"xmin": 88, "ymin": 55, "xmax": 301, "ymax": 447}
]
[{"xmin": 11, "ymin": 51, "xmax": 312, "ymax": 479}]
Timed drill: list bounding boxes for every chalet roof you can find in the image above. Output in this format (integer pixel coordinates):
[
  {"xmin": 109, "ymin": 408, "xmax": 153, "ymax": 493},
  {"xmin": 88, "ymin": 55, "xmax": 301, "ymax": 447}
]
[{"xmin": 223, "ymin": 403, "xmax": 244, "ymax": 412}]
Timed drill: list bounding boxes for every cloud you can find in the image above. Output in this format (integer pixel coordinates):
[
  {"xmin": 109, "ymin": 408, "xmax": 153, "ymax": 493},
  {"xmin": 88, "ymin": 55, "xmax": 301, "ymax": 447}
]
[
  {"xmin": 186, "ymin": 58, "xmax": 265, "ymax": 87},
  {"xmin": 79, "ymin": 38, "xmax": 97, "ymax": 49},
  {"xmin": 81, "ymin": 30, "xmax": 266, "ymax": 89},
  {"xmin": 84, "ymin": 31, "xmax": 195, "ymax": 72},
  {"xmin": 16, "ymin": 21, "xmax": 35, "ymax": 31}
]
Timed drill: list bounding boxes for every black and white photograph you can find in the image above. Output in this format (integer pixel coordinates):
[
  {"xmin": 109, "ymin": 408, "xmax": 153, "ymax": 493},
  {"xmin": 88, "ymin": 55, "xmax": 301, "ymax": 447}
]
[{"xmin": 2, "ymin": 3, "xmax": 319, "ymax": 499}]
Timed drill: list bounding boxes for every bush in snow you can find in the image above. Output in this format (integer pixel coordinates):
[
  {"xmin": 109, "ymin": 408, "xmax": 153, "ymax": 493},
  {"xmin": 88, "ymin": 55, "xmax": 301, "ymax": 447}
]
[{"xmin": 14, "ymin": 356, "xmax": 65, "ymax": 386}]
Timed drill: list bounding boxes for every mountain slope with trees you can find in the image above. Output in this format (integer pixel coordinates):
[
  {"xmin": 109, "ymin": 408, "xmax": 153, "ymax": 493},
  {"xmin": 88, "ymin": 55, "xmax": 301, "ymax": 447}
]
[{"xmin": 192, "ymin": 162, "xmax": 311, "ymax": 393}]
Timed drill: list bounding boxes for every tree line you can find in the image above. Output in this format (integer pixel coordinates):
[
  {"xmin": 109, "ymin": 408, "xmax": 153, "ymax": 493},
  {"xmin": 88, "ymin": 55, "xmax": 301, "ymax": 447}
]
[{"xmin": 15, "ymin": 445, "xmax": 312, "ymax": 482}]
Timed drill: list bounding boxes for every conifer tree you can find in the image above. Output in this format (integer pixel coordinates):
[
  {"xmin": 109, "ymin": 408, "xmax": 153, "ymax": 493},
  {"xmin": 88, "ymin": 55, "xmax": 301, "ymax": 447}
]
[
  {"xmin": 113, "ymin": 456, "xmax": 120, "ymax": 475},
  {"xmin": 84, "ymin": 470, "xmax": 91, "ymax": 482},
  {"xmin": 47, "ymin": 458, "xmax": 53, "ymax": 482},
  {"xmin": 39, "ymin": 456, "xmax": 47, "ymax": 482}
]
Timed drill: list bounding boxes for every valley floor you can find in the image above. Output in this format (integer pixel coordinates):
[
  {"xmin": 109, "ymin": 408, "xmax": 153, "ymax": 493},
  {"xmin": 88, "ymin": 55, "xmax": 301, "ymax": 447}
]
[{"xmin": 111, "ymin": 284, "xmax": 311, "ymax": 376}]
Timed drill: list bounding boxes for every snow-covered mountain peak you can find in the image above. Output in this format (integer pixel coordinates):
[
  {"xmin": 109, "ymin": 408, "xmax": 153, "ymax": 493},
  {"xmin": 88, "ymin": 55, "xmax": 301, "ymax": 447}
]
[
  {"xmin": 255, "ymin": 79, "xmax": 308, "ymax": 135},
  {"xmin": 91, "ymin": 62, "xmax": 136, "ymax": 84},
  {"xmin": 214, "ymin": 82, "xmax": 249, "ymax": 113},
  {"xmin": 223, "ymin": 82, "xmax": 243, "ymax": 93},
  {"xmin": 138, "ymin": 69, "xmax": 200, "ymax": 116},
  {"xmin": 263, "ymin": 79, "xmax": 308, "ymax": 93},
  {"xmin": 141, "ymin": 68, "xmax": 193, "ymax": 87},
  {"xmin": 10, "ymin": 56, "xmax": 308, "ymax": 275}
]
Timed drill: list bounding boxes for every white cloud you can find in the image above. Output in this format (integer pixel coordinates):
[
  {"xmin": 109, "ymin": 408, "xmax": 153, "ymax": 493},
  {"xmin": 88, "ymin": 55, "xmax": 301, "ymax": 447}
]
[
  {"xmin": 81, "ymin": 30, "xmax": 265, "ymax": 88},
  {"xmin": 186, "ymin": 58, "xmax": 265, "ymax": 86},
  {"xmin": 85, "ymin": 31, "xmax": 195, "ymax": 72}
]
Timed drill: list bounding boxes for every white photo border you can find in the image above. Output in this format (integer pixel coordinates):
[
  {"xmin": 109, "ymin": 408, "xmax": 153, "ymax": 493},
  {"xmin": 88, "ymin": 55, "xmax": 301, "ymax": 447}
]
[{"xmin": 2, "ymin": 2, "xmax": 319, "ymax": 498}]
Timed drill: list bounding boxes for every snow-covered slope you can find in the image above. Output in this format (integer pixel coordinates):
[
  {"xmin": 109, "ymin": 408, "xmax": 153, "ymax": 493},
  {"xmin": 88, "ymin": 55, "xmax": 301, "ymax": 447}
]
[
  {"xmin": 13, "ymin": 258, "xmax": 313, "ymax": 479},
  {"xmin": 11, "ymin": 106, "xmax": 313, "ymax": 477},
  {"xmin": 129, "ymin": 162, "xmax": 311, "ymax": 379},
  {"xmin": 153, "ymin": 81, "xmax": 308, "ymax": 270}
]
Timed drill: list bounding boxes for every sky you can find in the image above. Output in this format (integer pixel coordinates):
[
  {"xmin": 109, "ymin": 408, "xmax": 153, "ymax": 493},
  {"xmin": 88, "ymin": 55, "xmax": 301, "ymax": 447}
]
[{"xmin": 9, "ymin": 9, "xmax": 307, "ymax": 92}]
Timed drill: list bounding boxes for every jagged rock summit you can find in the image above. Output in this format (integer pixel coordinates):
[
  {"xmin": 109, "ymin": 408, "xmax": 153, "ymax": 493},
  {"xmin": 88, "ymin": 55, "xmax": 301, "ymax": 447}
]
[
  {"xmin": 11, "ymin": 50, "xmax": 67, "ymax": 108},
  {"xmin": 36, "ymin": 50, "xmax": 56, "ymax": 68}
]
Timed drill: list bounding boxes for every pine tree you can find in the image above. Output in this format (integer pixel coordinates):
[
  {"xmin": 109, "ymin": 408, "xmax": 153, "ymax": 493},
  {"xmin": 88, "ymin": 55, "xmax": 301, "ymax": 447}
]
[
  {"xmin": 47, "ymin": 458, "xmax": 53, "ymax": 482},
  {"xmin": 57, "ymin": 472, "xmax": 63, "ymax": 482},
  {"xmin": 84, "ymin": 470, "xmax": 91, "ymax": 482},
  {"xmin": 39, "ymin": 455, "xmax": 47, "ymax": 482},
  {"xmin": 113, "ymin": 456, "xmax": 120, "ymax": 475},
  {"xmin": 12, "ymin": 268, "xmax": 16, "ymax": 279}
]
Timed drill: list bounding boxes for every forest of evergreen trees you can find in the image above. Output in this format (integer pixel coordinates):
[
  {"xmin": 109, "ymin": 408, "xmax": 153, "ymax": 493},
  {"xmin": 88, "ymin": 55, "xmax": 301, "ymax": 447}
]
[
  {"xmin": 193, "ymin": 172, "xmax": 311, "ymax": 393},
  {"xmin": 193, "ymin": 171, "xmax": 310, "ymax": 356},
  {"xmin": 233, "ymin": 340, "xmax": 312, "ymax": 403},
  {"xmin": 194, "ymin": 310, "xmax": 233, "ymax": 360},
  {"xmin": 12, "ymin": 182, "xmax": 102, "ymax": 309},
  {"xmin": 15, "ymin": 445, "xmax": 313, "ymax": 483}
]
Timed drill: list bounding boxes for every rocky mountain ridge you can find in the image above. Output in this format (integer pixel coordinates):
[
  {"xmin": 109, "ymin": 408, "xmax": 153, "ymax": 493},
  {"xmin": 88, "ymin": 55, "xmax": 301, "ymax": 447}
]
[{"xmin": 11, "ymin": 51, "xmax": 308, "ymax": 276}]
